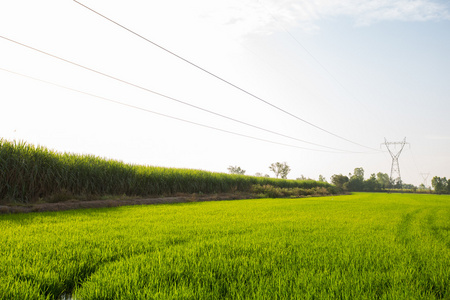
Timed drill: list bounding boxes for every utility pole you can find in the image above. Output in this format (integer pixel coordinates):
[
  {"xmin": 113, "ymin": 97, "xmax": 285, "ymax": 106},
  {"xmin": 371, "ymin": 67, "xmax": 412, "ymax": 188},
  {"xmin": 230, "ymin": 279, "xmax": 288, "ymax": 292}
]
[{"xmin": 381, "ymin": 138, "xmax": 409, "ymax": 188}]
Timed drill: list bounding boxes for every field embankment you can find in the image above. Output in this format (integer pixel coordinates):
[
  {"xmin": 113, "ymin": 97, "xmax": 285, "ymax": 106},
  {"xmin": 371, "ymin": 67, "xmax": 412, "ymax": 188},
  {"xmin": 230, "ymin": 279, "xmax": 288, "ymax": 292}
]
[
  {"xmin": 1, "ymin": 193, "xmax": 449, "ymax": 299},
  {"xmin": 0, "ymin": 139, "xmax": 336, "ymax": 205}
]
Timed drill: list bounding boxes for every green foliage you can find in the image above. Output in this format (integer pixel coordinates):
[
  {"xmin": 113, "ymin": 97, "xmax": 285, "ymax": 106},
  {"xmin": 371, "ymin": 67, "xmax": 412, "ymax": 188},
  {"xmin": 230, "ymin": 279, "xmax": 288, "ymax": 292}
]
[
  {"xmin": 353, "ymin": 167, "xmax": 364, "ymax": 179},
  {"xmin": 318, "ymin": 174, "xmax": 327, "ymax": 182},
  {"xmin": 0, "ymin": 139, "xmax": 330, "ymax": 203},
  {"xmin": 1, "ymin": 193, "xmax": 449, "ymax": 299},
  {"xmin": 345, "ymin": 176, "xmax": 364, "ymax": 191},
  {"xmin": 331, "ymin": 174, "xmax": 349, "ymax": 191},
  {"xmin": 431, "ymin": 176, "xmax": 450, "ymax": 194},
  {"xmin": 377, "ymin": 172, "xmax": 391, "ymax": 189},
  {"xmin": 344, "ymin": 167, "xmax": 365, "ymax": 191},
  {"xmin": 269, "ymin": 162, "xmax": 290, "ymax": 179},
  {"xmin": 363, "ymin": 173, "xmax": 381, "ymax": 192},
  {"xmin": 227, "ymin": 165, "xmax": 245, "ymax": 175},
  {"xmin": 331, "ymin": 169, "xmax": 416, "ymax": 192}
]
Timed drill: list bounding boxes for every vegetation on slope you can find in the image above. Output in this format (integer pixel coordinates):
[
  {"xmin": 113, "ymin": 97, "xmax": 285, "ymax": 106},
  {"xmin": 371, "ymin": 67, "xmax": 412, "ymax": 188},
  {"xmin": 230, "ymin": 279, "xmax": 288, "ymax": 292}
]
[{"xmin": 0, "ymin": 139, "xmax": 335, "ymax": 203}]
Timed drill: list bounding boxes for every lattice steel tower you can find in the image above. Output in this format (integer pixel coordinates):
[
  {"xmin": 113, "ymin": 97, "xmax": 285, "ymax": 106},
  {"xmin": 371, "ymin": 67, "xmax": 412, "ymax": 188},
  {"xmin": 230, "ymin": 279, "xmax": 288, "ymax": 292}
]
[
  {"xmin": 381, "ymin": 138, "xmax": 409, "ymax": 186},
  {"xmin": 420, "ymin": 173, "xmax": 430, "ymax": 188}
]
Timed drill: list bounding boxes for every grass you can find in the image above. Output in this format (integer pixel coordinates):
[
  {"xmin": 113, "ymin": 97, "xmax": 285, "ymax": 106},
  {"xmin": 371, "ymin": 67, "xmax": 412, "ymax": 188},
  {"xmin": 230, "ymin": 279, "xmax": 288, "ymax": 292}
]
[
  {"xmin": 0, "ymin": 193, "xmax": 449, "ymax": 299},
  {"xmin": 0, "ymin": 139, "xmax": 334, "ymax": 203}
]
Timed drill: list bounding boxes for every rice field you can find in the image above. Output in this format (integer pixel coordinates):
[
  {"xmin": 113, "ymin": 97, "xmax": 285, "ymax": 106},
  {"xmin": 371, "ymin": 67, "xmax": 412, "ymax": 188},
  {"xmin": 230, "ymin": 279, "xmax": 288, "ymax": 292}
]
[
  {"xmin": 1, "ymin": 193, "xmax": 449, "ymax": 299},
  {"xmin": 0, "ymin": 139, "xmax": 333, "ymax": 203}
]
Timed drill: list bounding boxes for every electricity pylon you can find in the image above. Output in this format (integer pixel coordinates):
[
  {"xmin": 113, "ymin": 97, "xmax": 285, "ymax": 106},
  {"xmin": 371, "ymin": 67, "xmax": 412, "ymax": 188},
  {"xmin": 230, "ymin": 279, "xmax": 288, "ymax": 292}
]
[
  {"xmin": 381, "ymin": 138, "xmax": 409, "ymax": 187},
  {"xmin": 420, "ymin": 173, "xmax": 430, "ymax": 188}
]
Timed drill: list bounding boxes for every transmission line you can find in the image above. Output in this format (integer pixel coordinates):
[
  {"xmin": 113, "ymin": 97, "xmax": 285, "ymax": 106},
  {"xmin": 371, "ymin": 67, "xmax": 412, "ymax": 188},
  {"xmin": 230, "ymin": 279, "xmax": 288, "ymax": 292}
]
[
  {"xmin": 0, "ymin": 35, "xmax": 367, "ymax": 153},
  {"xmin": 0, "ymin": 66, "xmax": 351, "ymax": 153},
  {"xmin": 72, "ymin": 0, "xmax": 381, "ymax": 152},
  {"xmin": 259, "ymin": 2, "xmax": 393, "ymax": 141}
]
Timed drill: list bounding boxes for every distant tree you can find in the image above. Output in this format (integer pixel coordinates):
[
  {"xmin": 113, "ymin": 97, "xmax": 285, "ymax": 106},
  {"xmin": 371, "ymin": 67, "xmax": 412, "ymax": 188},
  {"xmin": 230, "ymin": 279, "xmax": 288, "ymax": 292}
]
[
  {"xmin": 297, "ymin": 175, "xmax": 307, "ymax": 180},
  {"xmin": 318, "ymin": 175, "xmax": 327, "ymax": 183},
  {"xmin": 447, "ymin": 178, "xmax": 450, "ymax": 194},
  {"xmin": 255, "ymin": 172, "xmax": 270, "ymax": 178},
  {"xmin": 345, "ymin": 168, "xmax": 365, "ymax": 191},
  {"xmin": 431, "ymin": 176, "xmax": 448, "ymax": 194},
  {"xmin": 392, "ymin": 178, "xmax": 404, "ymax": 189},
  {"xmin": 227, "ymin": 166, "xmax": 245, "ymax": 175},
  {"xmin": 269, "ymin": 162, "xmax": 291, "ymax": 179},
  {"xmin": 402, "ymin": 183, "xmax": 416, "ymax": 190},
  {"xmin": 331, "ymin": 174, "xmax": 349, "ymax": 191},
  {"xmin": 364, "ymin": 173, "xmax": 381, "ymax": 191},
  {"xmin": 376, "ymin": 172, "xmax": 391, "ymax": 189},
  {"xmin": 346, "ymin": 177, "xmax": 364, "ymax": 191},
  {"xmin": 353, "ymin": 167, "xmax": 364, "ymax": 180}
]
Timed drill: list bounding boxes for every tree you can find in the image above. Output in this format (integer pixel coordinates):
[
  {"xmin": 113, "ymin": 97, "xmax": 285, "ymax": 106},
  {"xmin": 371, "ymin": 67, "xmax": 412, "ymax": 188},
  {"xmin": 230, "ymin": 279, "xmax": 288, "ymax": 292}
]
[
  {"xmin": 447, "ymin": 178, "xmax": 450, "ymax": 194},
  {"xmin": 227, "ymin": 166, "xmax": 245, "ymax": 175},
  {"xmin": 345, "ymin": 168, "xmax": 365, "ymax": 191},
  {"xmin": 402, "ymin": 183, "xmax": 417, "ymax": 191},
  {"xmin": 431, "ymin": 176, "xmax": 448, "ymax": 194},
  {"xmin": 269, "ymin": 162, "xmax": 290, "ymax": 179},
  {"xmin": 255, "ymin": 172, "xmax": 270, "ymax": 178},
  {"xmin": 376, "ymin": 172, "xmax": 391, "ymax": 190},
  {"xmin": 392, "ymin": 178, "xmax": 403, "ymax": 189},
  {"xmin": 331, "ymin": 174, "xmax": 349, "ymax": 191},
  {"xmin": 364, "ymin": 173, "xmax": 381, "ymax": 191},
  {"xmin": 318, "ymin": 175, "xmax": 327, "ymax": 183},
  {"xmin": 346, "ymin": 177, "xmax": 364, "ymax": 191},
  {"xmin": 353, "ymin": 167, "xmax": 364, "ymax": 180}
]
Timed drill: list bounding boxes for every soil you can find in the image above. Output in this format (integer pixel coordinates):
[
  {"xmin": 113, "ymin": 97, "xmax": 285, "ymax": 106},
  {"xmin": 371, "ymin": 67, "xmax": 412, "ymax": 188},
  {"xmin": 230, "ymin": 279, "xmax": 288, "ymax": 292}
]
[{"xmin": 0, "ymin": 193, "xmax": 258, "ymax": 214}]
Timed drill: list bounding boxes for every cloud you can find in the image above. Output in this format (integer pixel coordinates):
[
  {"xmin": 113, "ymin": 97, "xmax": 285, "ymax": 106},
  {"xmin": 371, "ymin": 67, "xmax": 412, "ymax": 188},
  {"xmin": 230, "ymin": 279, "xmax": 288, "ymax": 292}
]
[
  {"xmin": 332, "ymin": 0, "xmax": 450, "ymax": 25},
  {"xmin": 200, "ymin": 0, "xmax": 450, "ymax": 37},
  {"xmin": 426, "ymin": 136, "xmax": 450, "ymax": 140}
]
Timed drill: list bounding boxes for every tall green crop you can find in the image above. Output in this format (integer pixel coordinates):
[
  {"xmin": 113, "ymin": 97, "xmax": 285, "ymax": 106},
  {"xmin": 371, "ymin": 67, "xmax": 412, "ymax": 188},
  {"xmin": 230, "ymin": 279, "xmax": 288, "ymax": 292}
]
[{"xmin": 0, "ymin": 139, "xmax": 334, "ymax": 203}]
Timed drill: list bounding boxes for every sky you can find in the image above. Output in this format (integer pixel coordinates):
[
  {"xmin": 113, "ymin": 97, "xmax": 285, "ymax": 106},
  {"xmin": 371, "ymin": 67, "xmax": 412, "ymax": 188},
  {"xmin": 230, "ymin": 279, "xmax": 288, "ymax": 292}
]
[{"xmin": 1, "ymin": 0, "xmax": 449, "ymax": 187}]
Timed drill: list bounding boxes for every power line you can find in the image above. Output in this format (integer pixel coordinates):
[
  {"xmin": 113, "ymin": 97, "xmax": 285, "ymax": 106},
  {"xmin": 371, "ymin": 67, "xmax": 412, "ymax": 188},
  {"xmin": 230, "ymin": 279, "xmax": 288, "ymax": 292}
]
[
  {"xmin": 409, "ymin": 146, "xmax": 429, "ymax": 187},
  {"xmin": 72, "ymin": 0, "xmax": 381, "ymax": 152},
  {"xmin": 258, "ymin": 2, "xmax": 390, "ymax": 140},
  {"xmin": 0, "ymin": 35, "xmax": 367, "ymax": 153},
  {"xmin": 0, "ymin": 66, "xmax": 351, "ymax": 153}
]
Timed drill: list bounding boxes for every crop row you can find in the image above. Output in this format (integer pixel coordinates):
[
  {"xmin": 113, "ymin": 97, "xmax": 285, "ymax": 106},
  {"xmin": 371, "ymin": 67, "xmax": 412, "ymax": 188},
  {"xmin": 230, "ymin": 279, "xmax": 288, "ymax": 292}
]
[
  {"xmin": 0, "ymin": 139, "xmax": 334, "ymax": 203},
  {"xmin": 1, "ymin": 193, "xmax": 449, "ymax": 299}
]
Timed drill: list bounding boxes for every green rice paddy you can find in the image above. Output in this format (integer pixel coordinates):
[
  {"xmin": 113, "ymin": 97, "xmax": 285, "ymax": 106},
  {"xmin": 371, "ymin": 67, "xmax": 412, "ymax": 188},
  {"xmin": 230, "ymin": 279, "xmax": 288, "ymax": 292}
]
[{"xmin": 1, "ymin": 193, "xmax": 449, "ymax": 299}]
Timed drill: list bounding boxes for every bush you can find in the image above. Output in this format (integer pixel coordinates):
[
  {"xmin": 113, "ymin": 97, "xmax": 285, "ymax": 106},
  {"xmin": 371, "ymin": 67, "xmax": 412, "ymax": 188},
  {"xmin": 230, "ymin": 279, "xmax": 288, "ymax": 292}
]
[{"xmin": 250, "ymin": 184, "xmax": 336, "ymax": 198}]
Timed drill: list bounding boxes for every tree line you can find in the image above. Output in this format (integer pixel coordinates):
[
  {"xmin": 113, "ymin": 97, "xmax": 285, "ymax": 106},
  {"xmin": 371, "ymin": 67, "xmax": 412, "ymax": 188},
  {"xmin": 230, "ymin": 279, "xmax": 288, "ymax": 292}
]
[
  {"xmin": 431, "ymin": 176, "xmax": 450, "ymax": 194},
  {"xmin": 329, "ymin": 168, "xmax": 417, "ymax": 192},
  {"xmin": 228, "ymin": 164, "xmax": 429, "ymax": 193}
]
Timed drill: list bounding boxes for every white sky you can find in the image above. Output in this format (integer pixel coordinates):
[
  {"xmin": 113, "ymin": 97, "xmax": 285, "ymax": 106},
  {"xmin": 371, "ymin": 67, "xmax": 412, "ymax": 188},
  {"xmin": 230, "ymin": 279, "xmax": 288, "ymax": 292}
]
[{"xmin": 1, "ymin": 0, "xmax": 449, "ymax": 186}]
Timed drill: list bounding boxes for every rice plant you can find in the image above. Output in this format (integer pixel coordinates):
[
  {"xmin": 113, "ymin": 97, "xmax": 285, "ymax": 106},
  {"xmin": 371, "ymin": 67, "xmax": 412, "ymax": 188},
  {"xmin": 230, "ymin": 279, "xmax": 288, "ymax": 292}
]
[{"xmin": 0, "ymin": 193, "xmax": 449, "ymax": 299}]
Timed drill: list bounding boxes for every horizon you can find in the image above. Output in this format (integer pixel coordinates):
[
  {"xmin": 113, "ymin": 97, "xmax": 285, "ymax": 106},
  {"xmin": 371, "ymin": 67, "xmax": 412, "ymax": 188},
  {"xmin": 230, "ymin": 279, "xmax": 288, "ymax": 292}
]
[{"xmin": 1, "ymin": 0, "xmax": 449, "ymax": 187}]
